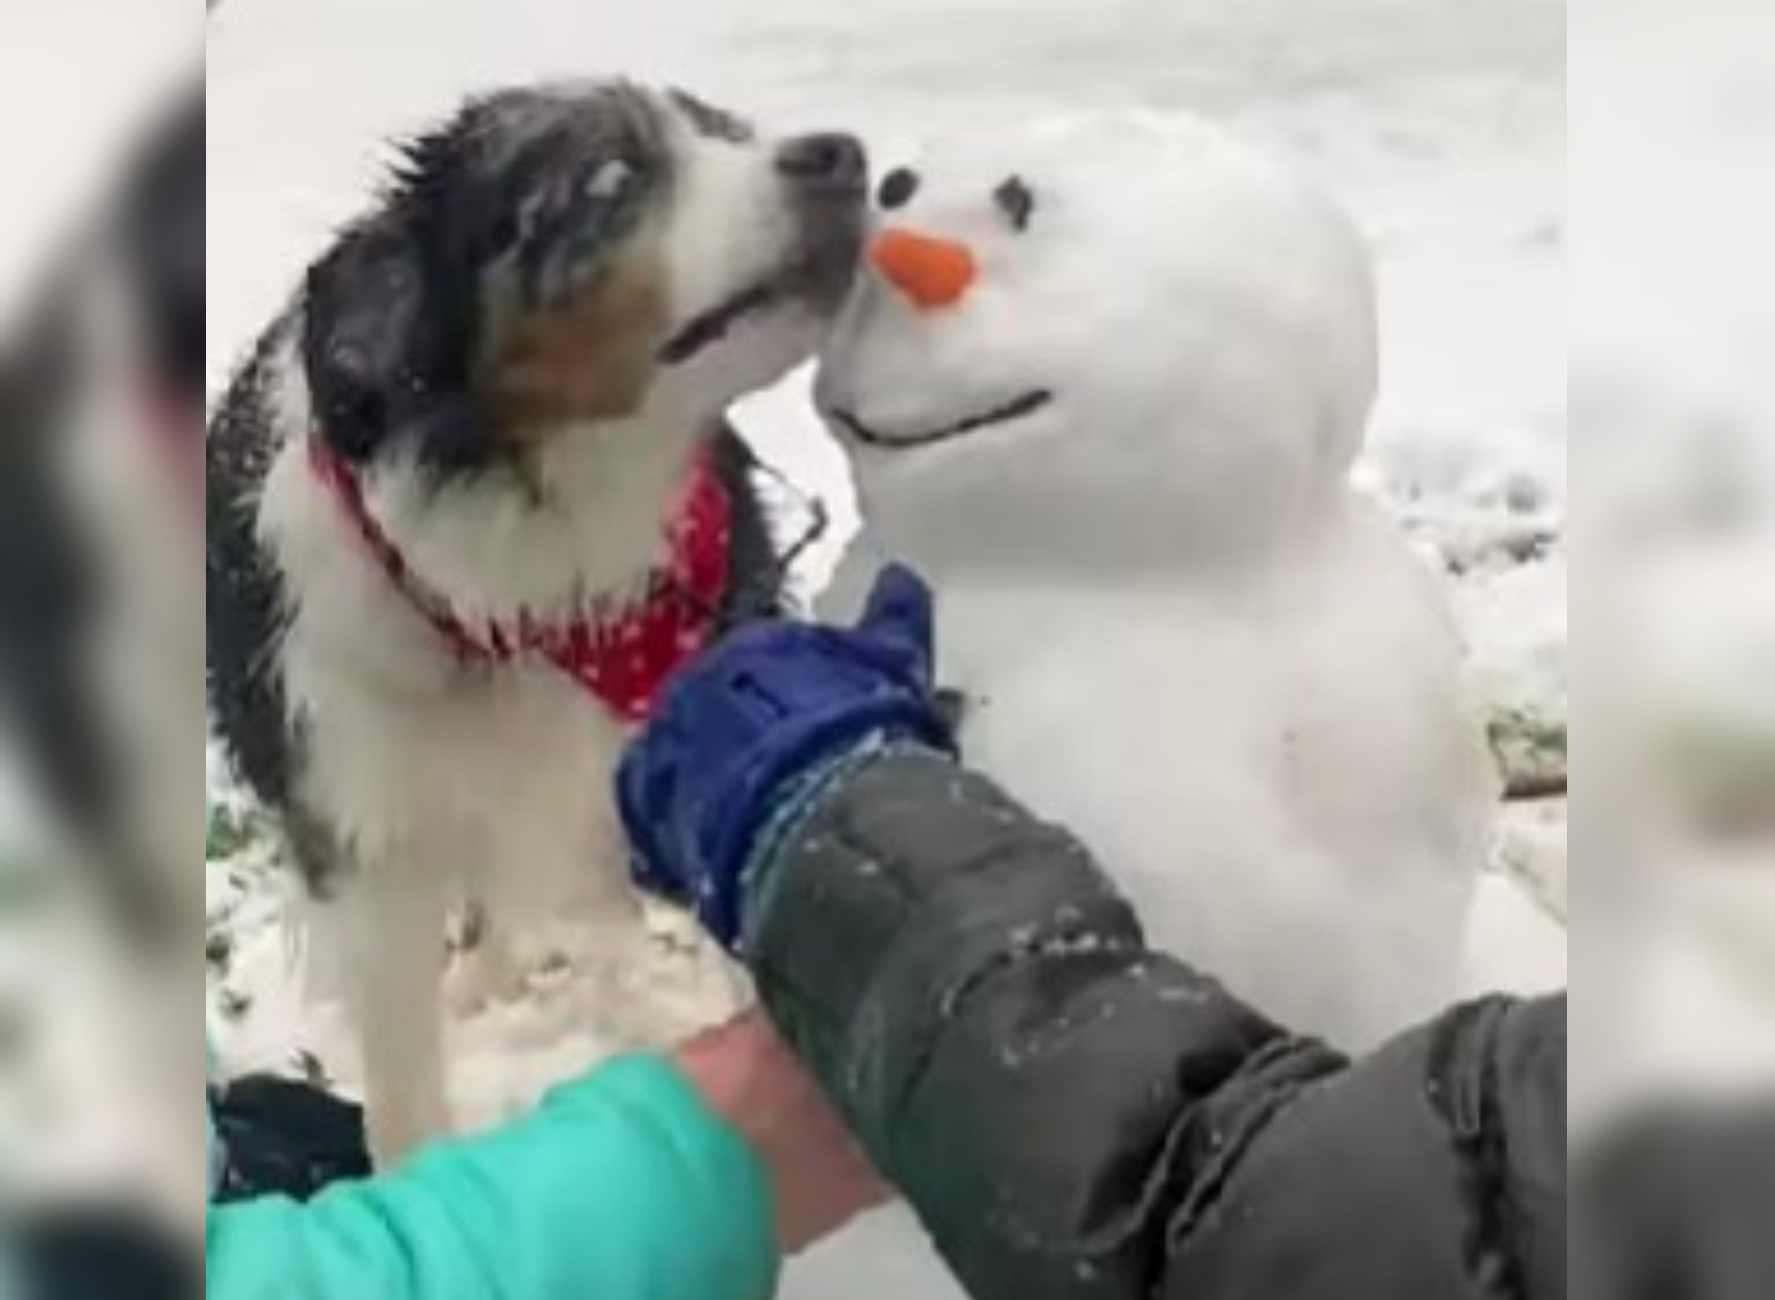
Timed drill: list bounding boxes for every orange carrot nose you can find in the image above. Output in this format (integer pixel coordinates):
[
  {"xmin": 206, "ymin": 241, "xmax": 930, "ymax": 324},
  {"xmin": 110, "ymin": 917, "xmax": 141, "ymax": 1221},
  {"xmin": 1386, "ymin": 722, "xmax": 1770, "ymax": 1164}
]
[{"xmin": 871, "ymin": 227, "xmax": 979, "ymax": 311}]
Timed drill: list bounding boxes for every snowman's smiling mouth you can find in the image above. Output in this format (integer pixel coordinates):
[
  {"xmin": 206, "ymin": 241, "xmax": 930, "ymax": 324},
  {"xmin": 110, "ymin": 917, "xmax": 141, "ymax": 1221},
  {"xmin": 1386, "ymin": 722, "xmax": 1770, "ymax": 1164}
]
[{"xmin": 833, "ymin": 389, "xmax": 1054, "ymax": 451}]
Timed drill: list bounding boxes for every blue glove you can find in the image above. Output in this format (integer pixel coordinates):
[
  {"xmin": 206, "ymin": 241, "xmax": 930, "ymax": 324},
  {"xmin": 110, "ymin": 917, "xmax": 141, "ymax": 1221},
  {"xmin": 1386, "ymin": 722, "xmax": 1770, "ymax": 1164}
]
[{"xmin": 618, "ymin": 564, "xmax": 954, "ymax": 949}]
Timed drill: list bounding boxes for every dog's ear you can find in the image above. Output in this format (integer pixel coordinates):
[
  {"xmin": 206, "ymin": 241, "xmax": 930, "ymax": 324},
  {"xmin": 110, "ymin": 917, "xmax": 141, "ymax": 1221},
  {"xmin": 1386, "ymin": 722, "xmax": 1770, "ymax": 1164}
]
[{"xmin": 303, "ymin": 219, "xmax": 467, "ymax": 464}]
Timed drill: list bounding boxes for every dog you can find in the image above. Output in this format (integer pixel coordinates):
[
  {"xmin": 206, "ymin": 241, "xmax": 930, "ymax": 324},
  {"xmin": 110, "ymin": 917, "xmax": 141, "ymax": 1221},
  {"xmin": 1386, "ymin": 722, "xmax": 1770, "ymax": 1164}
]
[
  {"xmin": 206, "ymin": 80, "xmax": 867, "ymax": 1164},
  {"xmin": 0, "ymin": 86, "xmax": 205, "ymax": 948}
]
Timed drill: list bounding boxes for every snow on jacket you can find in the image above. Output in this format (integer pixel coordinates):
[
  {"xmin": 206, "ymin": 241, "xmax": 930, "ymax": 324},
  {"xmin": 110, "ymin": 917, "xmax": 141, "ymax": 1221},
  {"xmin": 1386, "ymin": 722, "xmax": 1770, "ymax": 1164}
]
[{"xmin": 743, "ymin": 746, "xmax": 1569, "ymax": 1300}]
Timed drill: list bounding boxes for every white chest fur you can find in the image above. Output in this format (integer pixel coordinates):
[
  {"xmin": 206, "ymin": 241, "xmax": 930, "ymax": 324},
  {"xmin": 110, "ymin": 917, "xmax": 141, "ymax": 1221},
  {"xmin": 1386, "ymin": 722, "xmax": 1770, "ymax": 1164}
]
[
  {"xmin": 254, "ymin": 418, "xmax": 664, "ymax": 1160},
  {"xmin": 259, "ymin": 431, "xmax": 645, "ymax": 935}
]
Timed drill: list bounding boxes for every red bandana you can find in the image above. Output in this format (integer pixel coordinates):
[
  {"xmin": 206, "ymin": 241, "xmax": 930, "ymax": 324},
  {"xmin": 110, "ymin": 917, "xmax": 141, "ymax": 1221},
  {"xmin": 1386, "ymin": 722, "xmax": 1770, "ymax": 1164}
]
[{"xmin": 309, "ymin": 438, "xmax": 734, "ymax": 724}]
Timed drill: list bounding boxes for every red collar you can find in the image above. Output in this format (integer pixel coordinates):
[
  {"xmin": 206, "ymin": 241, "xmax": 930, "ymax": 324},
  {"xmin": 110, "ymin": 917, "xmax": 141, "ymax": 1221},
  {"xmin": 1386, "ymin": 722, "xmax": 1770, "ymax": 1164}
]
[{"xmin": 308, "ymin": 438, "xmax": 734, "ymax": 724}]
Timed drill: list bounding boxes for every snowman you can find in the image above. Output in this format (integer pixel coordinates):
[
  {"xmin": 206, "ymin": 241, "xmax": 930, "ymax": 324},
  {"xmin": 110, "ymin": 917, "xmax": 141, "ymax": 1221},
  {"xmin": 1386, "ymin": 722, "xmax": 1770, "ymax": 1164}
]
[{"xmin": 813, "ymin": 112, "xmax": 1497, "ymax": 1053}]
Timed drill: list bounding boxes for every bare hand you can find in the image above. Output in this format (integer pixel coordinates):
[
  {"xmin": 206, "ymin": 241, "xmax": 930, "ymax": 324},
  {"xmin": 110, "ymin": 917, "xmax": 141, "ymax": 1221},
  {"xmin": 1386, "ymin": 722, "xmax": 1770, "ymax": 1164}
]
[{"xmin": 675, "ymin": 1013, "xmax": 889, "ymax": 1253}]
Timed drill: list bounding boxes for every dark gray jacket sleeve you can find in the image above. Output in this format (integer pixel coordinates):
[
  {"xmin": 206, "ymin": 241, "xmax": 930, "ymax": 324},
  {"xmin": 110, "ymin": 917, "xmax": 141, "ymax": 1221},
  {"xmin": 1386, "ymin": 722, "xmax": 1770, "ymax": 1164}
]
[
  {"xmin": 1579, "ymin": 1103, "xmax": 1775, "ymax": 1300},
  {"xmin": 745, "ymin": 748, "xmax": 1567, "ymax": 1300}
]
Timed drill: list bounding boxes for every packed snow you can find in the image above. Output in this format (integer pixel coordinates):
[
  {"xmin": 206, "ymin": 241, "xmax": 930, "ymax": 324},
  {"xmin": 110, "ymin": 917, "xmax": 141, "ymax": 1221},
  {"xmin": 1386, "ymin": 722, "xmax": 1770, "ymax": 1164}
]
[{"xmin": 814, "ymin": 111, "xmax": 1504, "ymax": 1055}]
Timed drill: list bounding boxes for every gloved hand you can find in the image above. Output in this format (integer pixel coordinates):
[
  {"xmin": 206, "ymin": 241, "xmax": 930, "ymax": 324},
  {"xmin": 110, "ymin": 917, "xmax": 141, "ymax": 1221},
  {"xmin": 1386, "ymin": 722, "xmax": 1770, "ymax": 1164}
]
[
  {"xmin": 211, "ymin": 1074, "xmax": 372, "ymax": 1203},
  {"xmin": 619, "ymin": 564, "xmax": 954, "ymax": 949}
]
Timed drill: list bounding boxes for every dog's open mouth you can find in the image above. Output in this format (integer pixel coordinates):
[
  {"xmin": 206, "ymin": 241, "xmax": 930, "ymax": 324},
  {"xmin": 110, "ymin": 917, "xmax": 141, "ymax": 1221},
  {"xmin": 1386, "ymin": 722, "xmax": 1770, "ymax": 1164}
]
[
  {"xmin": 659, "ymin": 283, "xmax": 783, "ymax": 366},
  {"xmin": 833, "ymin": 390, "xmax": 1054, "ymax": 451},
  {"xmin": 659, "ymin": 220, "xmax": 864, "ymax": 368}
]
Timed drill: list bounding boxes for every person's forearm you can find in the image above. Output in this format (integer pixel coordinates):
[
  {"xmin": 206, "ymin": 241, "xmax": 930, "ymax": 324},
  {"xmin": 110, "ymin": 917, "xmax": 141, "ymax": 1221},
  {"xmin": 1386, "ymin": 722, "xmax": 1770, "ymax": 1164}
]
[
  {"xmin": 206, "ymin": 1055, "xmax": 778, "ymax": 1300},
  {"xmin": 743, "ymin": 748, "xmax": 1347, "ymax": 1299},
  {"xmin": 673, "ymin": 1015, "xmax": 885, "ymax": 1255}
]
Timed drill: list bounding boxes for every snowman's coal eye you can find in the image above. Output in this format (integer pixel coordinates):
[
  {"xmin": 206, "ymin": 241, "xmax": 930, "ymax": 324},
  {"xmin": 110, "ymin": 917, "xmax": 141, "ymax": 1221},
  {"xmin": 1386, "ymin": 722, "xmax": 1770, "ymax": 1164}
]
[
  {"xmin": 993, "ymin": 176, "xmax": 1036, "ymax": 232},
  {"xmin": 878, "ymin": 167, "xmax": 921, "ymax": 211}
]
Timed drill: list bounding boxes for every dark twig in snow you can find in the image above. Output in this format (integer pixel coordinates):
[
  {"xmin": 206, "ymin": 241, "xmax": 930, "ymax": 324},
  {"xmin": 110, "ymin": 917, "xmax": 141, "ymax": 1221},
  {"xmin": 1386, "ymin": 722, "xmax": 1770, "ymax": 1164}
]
[{"xmin": 1504, "ymin": 772, "xmax": 1566, "ymax": 803}]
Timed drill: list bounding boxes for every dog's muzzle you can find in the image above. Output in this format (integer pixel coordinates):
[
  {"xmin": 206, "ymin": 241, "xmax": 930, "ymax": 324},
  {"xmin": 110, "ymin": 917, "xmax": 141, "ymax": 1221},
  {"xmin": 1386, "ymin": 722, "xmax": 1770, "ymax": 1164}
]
[
  {"xmin": 778, "ymin": 132, "xmax": 870, "ymax": 317},
  {"xmin": 660, "ymin": 133, "xmax": 869, "ymax": 366},
  {"xmin": 777, "ymin": 133, "xmax": 869, "ymax": 200}
]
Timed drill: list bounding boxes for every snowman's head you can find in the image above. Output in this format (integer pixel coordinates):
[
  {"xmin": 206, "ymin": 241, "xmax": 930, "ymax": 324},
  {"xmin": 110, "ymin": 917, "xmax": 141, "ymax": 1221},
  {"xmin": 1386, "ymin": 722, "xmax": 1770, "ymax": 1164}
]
[{"xmin": 816, "ymin": 113, "xmax": 1379, "ymax": 571}]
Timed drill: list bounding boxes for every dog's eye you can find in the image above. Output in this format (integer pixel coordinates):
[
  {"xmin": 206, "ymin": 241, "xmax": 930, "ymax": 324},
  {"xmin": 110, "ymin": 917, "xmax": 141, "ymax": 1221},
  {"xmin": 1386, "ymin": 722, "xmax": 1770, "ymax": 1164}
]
[
  {"xmin": 993, "ymin": 176, "xmax": 1036, "ymax": 233},
  {"xmin": 514, "ymin": 192, "xmax": 551, "ymax": 244},
  {"xmin": 878, "ymin": 167, "xmax": 921, "ymax": 212},
  {"xmin": 583, "ymin": 161, "xmax": 634, "ymax": 203}
]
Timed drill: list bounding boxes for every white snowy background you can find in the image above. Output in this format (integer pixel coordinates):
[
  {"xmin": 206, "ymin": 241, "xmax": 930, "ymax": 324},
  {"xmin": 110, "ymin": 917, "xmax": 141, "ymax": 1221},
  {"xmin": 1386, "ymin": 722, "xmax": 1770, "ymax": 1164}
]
[{"xmin": 4, "ymin": 0, "xmax": 1772, "ymax": 1289}]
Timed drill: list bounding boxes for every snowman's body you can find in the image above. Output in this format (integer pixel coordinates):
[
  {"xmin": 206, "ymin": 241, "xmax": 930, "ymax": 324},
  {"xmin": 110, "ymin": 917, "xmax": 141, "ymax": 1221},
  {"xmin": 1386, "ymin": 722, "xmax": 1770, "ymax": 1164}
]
[{"xmin": 815, "ymin": 112, "xmax": 1495, "ymax": 1051}]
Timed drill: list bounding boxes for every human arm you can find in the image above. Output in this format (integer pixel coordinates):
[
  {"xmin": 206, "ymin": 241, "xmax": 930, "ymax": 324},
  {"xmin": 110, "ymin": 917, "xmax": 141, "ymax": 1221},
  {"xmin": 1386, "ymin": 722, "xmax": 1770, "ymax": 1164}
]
[
  {"xmin": 205, "ymin": 1050, "xmax": 779, "ymax": 1300},
  {"xmin": 745, "ymin": 745, "xmax": 1567, "ymax": 1299},
  {"xmin": 619, "ymin": 565, "xmax": 1570, "ymax": 1300}
]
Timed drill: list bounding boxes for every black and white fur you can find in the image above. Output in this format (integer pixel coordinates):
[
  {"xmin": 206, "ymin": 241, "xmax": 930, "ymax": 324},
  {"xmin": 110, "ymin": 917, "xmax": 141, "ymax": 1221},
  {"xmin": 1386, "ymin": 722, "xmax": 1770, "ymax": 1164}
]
[
  {"xmin": 0, "ymin": 87, "xmax": 205, "ymax": 948},
  {"xmin": 206, "ymin": 81, "xmax": 866, "ymax": 1163}
]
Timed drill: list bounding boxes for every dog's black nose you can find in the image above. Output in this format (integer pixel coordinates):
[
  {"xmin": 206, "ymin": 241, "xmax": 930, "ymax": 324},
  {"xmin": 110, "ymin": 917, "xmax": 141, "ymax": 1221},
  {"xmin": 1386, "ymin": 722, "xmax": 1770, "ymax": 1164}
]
[{"xmin": 777, "ymin": 133, "xmax": 868, "ymax": 193}]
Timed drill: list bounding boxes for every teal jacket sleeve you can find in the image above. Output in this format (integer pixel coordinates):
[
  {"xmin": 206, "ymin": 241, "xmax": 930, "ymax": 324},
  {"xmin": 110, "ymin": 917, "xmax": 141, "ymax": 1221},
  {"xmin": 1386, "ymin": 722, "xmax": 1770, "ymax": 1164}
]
[{"xmin": 206, "ymin": 1054, "xmax": 780, "ymax": 1300}]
